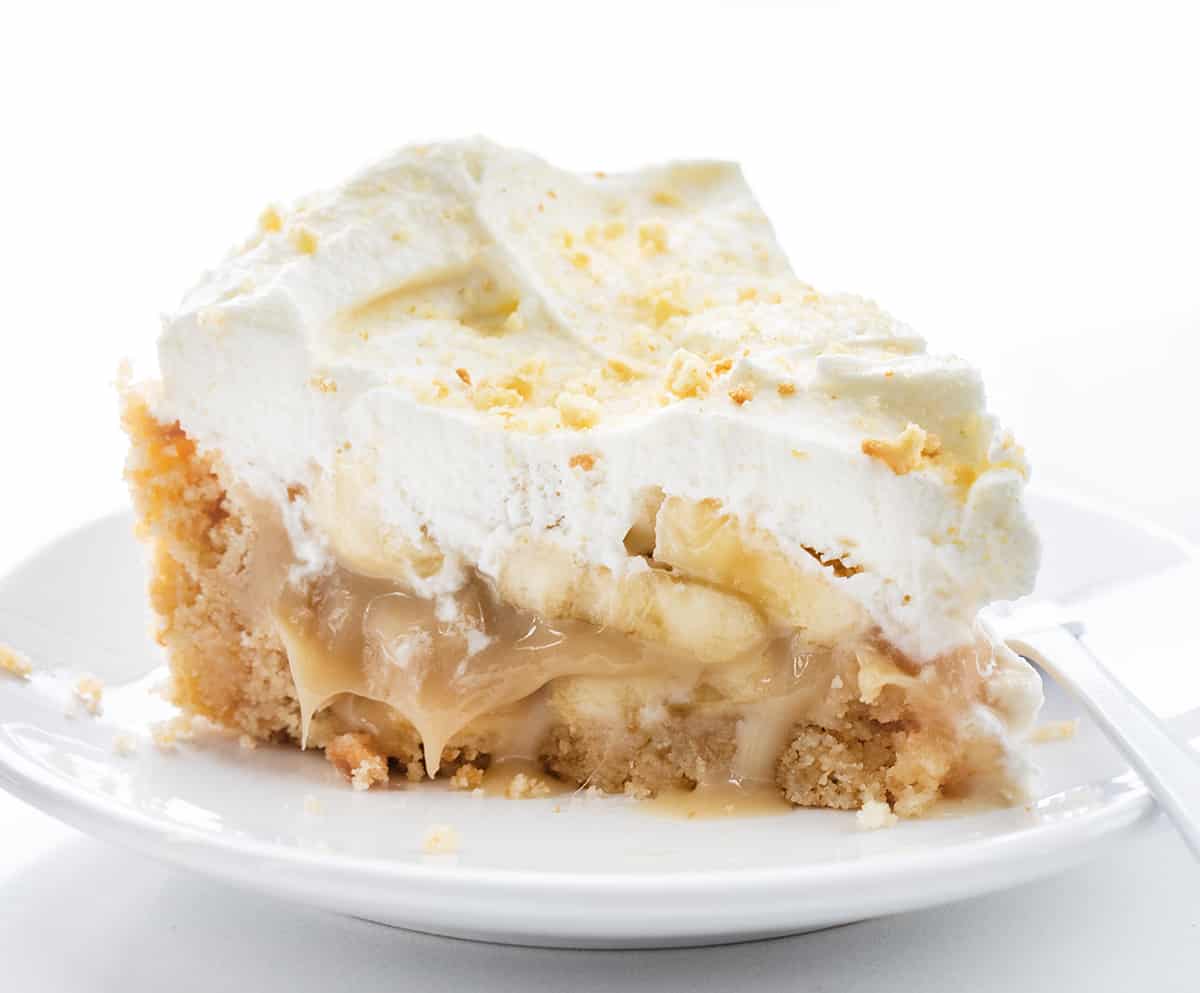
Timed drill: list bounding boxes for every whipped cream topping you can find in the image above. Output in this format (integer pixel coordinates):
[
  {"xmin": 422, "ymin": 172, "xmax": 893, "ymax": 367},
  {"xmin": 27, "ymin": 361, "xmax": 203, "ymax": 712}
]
[{"xmin": 157, "ymin": 138, "xmax": 1038, "ymax": 662}]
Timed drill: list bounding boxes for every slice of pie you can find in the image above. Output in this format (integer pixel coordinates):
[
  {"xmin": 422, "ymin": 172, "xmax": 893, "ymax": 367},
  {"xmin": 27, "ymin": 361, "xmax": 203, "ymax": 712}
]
[{"xmin": 121, "ymin": 138, "xmax": 1042, "ymax": 818}]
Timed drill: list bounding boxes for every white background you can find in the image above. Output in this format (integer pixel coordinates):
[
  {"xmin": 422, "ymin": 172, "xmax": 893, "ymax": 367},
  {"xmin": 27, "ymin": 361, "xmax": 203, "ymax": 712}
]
[{"xmin": 1, "ymin": 1, "xmax": 1198, "ymax": 989}]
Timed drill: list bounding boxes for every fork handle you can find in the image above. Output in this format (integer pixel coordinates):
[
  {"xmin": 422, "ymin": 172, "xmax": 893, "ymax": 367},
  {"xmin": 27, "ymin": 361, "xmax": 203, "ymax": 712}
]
[{"xmin": 1010, "ymin": 626, "xmax": 1200, "ymax": 860}]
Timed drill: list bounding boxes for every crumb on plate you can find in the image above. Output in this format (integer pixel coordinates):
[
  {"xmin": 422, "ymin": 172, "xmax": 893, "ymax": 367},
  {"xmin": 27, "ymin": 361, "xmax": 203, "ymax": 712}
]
[
  {"xmin": 856, "ymin": 799, "xmax": 899, "ymax": 831},
  {"xmin": 326, "ymin": 732, "xmax": 389, "ymax": 791},
  {"xmin": 422, "ymin": 824, "xmax": 460, "ymax": 854},
  {"xmin": 151, "ymin": 714, "xmax": 196, "ymax": 750},
  {"xmin": 450, "ymin": 763, "xmax": 485, "ymax": 791},
  {"xmin": 74, "ymin": 677, "xmax": 104, "ymax": 716},
  {"xmin": 112, "ymin": 732, "xmax": 137, "ymax": 756},
  {"xmin": 0, "ymin": 643, "xmax": 32, "ymax": 680},
  {"xmin": 506, "ymin": 771, "xmax": 551, "ymax": 799},
  {"xmin": 1031, "ymin": 719, "xmax": 1078, "ymax": 744}
]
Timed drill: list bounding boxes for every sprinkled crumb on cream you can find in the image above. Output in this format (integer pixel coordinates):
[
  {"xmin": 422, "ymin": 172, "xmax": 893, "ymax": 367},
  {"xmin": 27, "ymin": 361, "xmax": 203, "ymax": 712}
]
[{"xmin": 862, "ymin": 423, "xmax": 941, "ymax": 475}]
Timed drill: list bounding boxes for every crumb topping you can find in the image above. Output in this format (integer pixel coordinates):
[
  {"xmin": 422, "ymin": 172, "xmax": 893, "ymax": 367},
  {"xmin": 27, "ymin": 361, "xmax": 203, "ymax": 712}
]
[
  {"xmin": 258, "ymin": 205, "xmax": 284, "ymax": 232},
  {"xmin": 290, "ymin": 226, "xmax": 319, "ymax": 255},
  {"xmin": 638, "ymin": 221, "xmax": 669, "ymax": 255},
  {"xmin": 663, "ymin": 348, "xmax": 710, "ymax": 399},
  {"xmin": 555, "ymin": 391, "xmax": 600, "ymax": 429},
  {"xmin": 861, "ymin": 422, "xmax": 941, "ymax": 475}
]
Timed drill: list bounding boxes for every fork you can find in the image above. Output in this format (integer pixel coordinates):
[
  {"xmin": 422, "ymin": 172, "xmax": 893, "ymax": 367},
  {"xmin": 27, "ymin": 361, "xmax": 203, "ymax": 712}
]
[{"xmin": 1002, "ymin": 620, "xmax": 1200, "ymax": 859}]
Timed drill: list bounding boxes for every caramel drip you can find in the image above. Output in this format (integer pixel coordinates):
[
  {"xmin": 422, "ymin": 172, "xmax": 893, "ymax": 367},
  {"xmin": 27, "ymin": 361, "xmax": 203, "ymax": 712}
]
[
  {"xmin": 274, "ymin": 566, "xmax": 759, "ymax": 776},
  {"xmin": 270, "ymin": 548, "xmax": 994, "ymax": 785}
]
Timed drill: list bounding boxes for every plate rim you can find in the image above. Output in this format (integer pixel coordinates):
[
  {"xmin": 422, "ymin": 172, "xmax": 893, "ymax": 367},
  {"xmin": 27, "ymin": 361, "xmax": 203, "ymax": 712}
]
[{"xmin": 0, "ymin": 728, "xmax": 1156, "ymax": 893}]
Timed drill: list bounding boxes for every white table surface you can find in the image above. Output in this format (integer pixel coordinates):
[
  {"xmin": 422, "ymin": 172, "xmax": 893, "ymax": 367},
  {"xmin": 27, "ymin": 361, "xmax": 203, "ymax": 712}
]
[{"xmin": 3, "ymin": 2, "xmax": 1199, "ymax": 987}]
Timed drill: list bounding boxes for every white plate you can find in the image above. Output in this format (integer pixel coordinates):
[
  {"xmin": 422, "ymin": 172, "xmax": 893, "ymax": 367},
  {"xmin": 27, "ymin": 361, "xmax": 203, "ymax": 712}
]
[{"xmin": 1, "ymin": 488, "xmax": 1196, "ymax": 948}]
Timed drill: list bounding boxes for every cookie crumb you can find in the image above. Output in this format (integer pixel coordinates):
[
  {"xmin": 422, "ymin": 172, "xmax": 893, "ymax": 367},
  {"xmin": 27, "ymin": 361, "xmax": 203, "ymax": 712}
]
[
  {"xmin": 74, "ymin": 677, "xmax": 105, "ymax": 716},
  {"xmin": 450, "ymin": 763, "xmax": 485, "ymax": 791},
  {"xmin": 290, "ymin": 225, "xmax": 319, "ymax": 255},
  {"xmin": 422, "ymin": 824, "xmax": 460, "ymax": 854},
  {"xmin": 351, "ymin": 759, "xmax": 387, "ymax": 791},
  {"xmin": 151, "ymin": 715, "xmax": 195, "ymax": 750},
  {"xmin": 856, "ymin": 799, "xmax": 898, "ymax": 830},
  {"xmin": 506, "ymin": 772, "xmax": 551, "ymax": 799},
  {"xmin": 1031, "ymin": 719, "xmax": 1078, "ymax": 743},
  {"xmin": 326, "ymin": 732, "xmax": 389, "ymax": 791},
  {"xmin": 638, "ymin": 221, "xmax": 668, "ymax": 255},
  {"xmin": 303, "ymin": 794, "xmax": 323, "ymax": 815},
  {"xmin": 663, "ymin": 348, "xmax": 710, "ymax": 399},
  {"xmin": 258, "ymin": 205, "xmax": 283, "ymax": 232},
  {"xmin": 862, "ymin": 423, "xmax": 940, "ymax": 475},
  {"xmin": 112, "ymin": 733, "xmax": 137, "ymax": 756},
  {"xmin": 0, "ymin": 643, "xmax": 32, "ymax": 680},
  {"xmin": 555, "ymin": 391, "xmax": 600, "ymax": 429}
]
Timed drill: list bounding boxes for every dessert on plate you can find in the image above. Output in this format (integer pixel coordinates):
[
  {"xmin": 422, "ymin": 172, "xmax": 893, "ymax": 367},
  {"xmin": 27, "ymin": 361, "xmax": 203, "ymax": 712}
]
[{"xmin": 122, "ymin": 138, "xmax": 1041, "ymax": 818}]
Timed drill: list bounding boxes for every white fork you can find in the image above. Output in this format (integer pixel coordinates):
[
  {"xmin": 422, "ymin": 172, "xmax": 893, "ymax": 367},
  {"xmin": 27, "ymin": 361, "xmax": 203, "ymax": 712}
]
[{"xmin": 1000, "ymin": 618, "xmax": 1200, "ymax": 859}]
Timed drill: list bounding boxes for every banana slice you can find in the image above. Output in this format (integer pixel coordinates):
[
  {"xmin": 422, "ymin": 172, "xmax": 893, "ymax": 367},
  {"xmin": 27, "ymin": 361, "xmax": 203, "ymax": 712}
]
[
  {"xmin": 497, "ymin": 535, "xmax": 767, "ymax": 663},
  {"xmin": 652, "ymin": 497, "xmax": 867, "ymax": 645}
]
